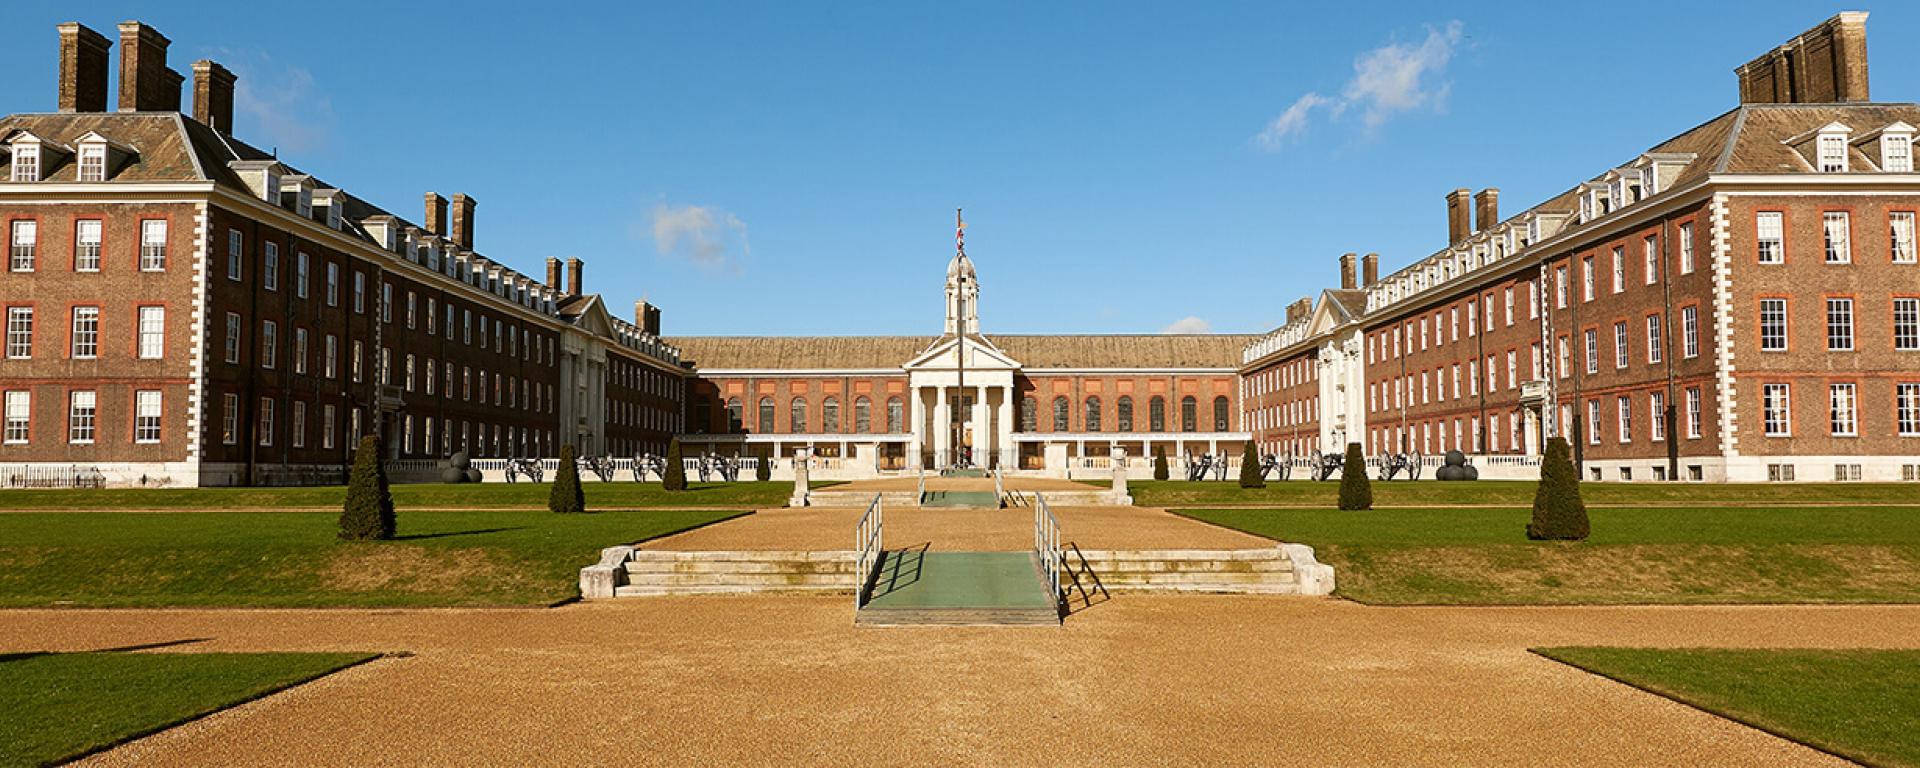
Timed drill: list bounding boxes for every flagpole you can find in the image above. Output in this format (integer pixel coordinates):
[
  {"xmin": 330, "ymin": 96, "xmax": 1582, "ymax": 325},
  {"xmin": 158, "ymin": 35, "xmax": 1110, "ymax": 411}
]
[{"xmin": 953, "ymin": 208, "xmax": 967, "ymax": 469}]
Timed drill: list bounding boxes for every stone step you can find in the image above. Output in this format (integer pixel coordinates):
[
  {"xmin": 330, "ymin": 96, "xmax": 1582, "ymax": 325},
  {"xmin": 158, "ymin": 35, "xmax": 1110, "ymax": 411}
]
[
  {"xmin": 615, "ymin": 583, "xmax": 852, "ymax": 597},
  {"xmin": 628, "ymin": 550, "xmax": 855, "ymax": 562},
  {"xmin": 1066, "ymin": 559, "xmax": 1294, "ymax": 574},
  {"xmin": 1076, "ymin": 570, "xmax": 1296, "ymax": 585},
  {"xmin": 1071, "ymin": 548, "xmax": 1294, "ymax": 562},
  {"xmin": 624, "ymin": 572, "xmax": 856, "ymax": 588},
  {"xmin": 624, "ymin": 559, "xmax": 858, "ymax": 575}
]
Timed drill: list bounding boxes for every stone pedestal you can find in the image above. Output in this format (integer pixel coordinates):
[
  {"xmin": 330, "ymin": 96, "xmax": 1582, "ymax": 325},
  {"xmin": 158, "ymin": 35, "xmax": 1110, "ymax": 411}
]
[
  {"xmin": 789, "ymin": 448, "xmax": 811, "ymax": 507},
  {"xmin": 1108, "ymin": 446, "xmax": 1132, "ymax": 505}
]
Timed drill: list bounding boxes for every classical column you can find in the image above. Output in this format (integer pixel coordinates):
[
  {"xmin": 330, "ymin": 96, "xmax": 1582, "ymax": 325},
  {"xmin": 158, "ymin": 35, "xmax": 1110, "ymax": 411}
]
[
  {"xmin": 933, "ymin": 386, "xmax": 950, "ymax": 468},
  {"xmin": 908, "ymin": 386, "xmax": 925, "ymax": 468},
  {"xmin": 970, "ymin": 385, "xmax": 988, "ymax": 467},
  {"xmin": 997, "ymin": 387, "xmax": 1015, "ymax": 470}
]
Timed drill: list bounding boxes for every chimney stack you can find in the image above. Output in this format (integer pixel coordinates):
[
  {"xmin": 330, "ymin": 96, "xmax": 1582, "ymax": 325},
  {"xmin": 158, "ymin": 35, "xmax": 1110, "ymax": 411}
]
[
  {"xmin": 545, "ymin": 257, "xmax": 561, "ymax": 290},
  {"xmin": 565, "ymin": 257, "xmax": 584, "ymax": 297},
  {"xmin": 635, "ymin": 301, "xmax": 662, "ymax": 336},
  {"xmin": 57, "ymin": 23, "xmax": 111, "ymax": 113},
  {"xmin": 160, "ymin": 67, "xmax": 184, "ymax": 111},
  {"xmin": 1474, "ymin": 188, "xmax": 1500, "ymax": 234},
  {"xmin": 424, "ymin": 193, "xmax": 448, "ymax": 237},
  {"xmin": 1446, "ymin": 188, "xmax": 1472, "ymax": 245},
  {"xmin": 1736, "ymin": 12, "xmax": 1870, "ymax": 104},
  {"xmin": 452, "ymin": 194, "xmax": 476, "ymax": 250},
  {"xmin": 116, "ymin": 21, "xmax": 173, "ymax": 112},
  {"xmin": 192, "ymin": 60, "xmax": 236, "ymax": 133},
  {"xmin": 1362, "ymin": 253, "xmax": 1379, "ymax": 287},
  {"xmin": 1339, "ymin": 252, "xmax": 1358, "ymax": 290}
]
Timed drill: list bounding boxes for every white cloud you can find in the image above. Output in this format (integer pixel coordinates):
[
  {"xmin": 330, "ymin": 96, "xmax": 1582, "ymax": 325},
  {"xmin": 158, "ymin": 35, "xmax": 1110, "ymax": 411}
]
[
  {"xmin": 1255, "ymin": 21, "xmax": 1464, "ymax": 150},
  {"xmin": 1161, "ymin": 316, "xmax": 1212, "ymax": 334},
  {"xmin": 222, "ymin": 51, "xmax": 335, "ymax": 154},
  {"xmin": 648, "ymin": 204, "xmax": 750, "ymax": 274}
]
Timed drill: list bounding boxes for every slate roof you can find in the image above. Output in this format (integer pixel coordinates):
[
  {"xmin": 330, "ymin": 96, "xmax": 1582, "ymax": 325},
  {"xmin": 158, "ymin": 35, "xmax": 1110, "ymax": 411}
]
[{"xmin": 669, "ymin": 333, "xmax": 1257, "ymax": 370}]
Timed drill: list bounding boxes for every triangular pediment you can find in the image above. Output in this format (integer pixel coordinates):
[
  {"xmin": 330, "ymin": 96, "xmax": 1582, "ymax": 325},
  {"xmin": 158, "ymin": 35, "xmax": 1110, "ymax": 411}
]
[
  {"xmin": 903, "ymin": 334, "xmax": 1021, "ymax": 371},
  {"xmin": 566, "ymin": 295, "xmax": 616, "ymax": 337}
]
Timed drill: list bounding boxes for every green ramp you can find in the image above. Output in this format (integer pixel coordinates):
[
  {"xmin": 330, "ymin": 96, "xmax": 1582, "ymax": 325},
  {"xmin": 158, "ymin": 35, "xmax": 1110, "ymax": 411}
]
[
  {"xmin": 918, "ymin": 490, "xmax": 1001, "ymax": 508},
  {"xmin": 857, "ymin": 551, "xmax": 1059, "ymax": 626}
]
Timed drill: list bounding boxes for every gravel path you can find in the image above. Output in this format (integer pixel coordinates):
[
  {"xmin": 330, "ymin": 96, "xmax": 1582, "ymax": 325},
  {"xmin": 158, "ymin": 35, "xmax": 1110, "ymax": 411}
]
[
  {"xmin": 643, "ymin": 504, "xmax": 1270, "ymax": 551},
  {"xmin": 9, "ymin": 600, "xmax": 1914, "ymax": 766}
]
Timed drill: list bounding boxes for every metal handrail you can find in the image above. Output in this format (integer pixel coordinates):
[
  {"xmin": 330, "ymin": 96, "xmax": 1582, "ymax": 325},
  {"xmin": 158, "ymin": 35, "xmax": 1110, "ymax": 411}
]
[
  {"xmin": 993, "ymin": 467, "xmax": 1004, "ymax": 506},
  {"xmin": 1034, "ymin": 493, "xmax": 1063, "ymax": 609},
  {"xmin": 854, "ymin": 493, "xmax": 884, "ymax": 609},
  {"xmin": 916, "ymin": 465, "xmax": 926, "ymax": 502}
]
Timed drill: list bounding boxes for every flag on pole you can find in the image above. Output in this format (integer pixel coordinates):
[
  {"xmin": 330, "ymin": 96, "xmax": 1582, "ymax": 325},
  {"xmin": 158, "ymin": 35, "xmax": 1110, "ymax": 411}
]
[{"xmin": 956, "ymin": 208, "xmax": 966, "ymax": 255}]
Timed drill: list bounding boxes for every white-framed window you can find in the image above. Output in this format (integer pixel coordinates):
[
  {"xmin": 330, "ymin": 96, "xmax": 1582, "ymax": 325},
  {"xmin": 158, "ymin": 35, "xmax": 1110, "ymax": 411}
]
[
  {"xmin": 261, "ymin": 320, "xmax": 277, "ymax": 369},
  {"xmin": 352, "ymin": 341, "xmax": 364, "ymax": 383},
  {"xmin": 295, "ymin": 252, "xmax": 309, "ymax": 298},
  {"xmin": 1757, "ymin": 212, "xmax": 1784, "ymax": 263},
  {"xmin": 77, "ymin": 144, "xmax": 106, "ymax": 181},
  {"xmin": 1556, "ymin": 265, "xmax": 1568, "ymax": 308},
  {"xmin": 1898, "ymin": 383, "xmax": 1920, "ymax": 436},
  {"xmin": 1646, "ymin": 315, "xmax": 1663, "ymax": 364},
  {"xmin": 134, "ymin": 390, "xmax": 162, "ymax": 443},
  {"xmin": 1686, "ymin": 387, "xmax": 1703, "ymax": 439},
  {"xmin": 1826, "ymin": 298, "xmax": 1854, "ymax": 351},
  {"xmin": 205, "ymin": 313, "xmax": 235, "ymax": 369},
  {"xmin": 324, "ymin": 335, "xmax": 338, "ymax": 379},
  {"xmin": 352, "ymin": 271, "xmax": 365, "ymax": 314},
  {"xmin": 1884, "ymin": 132, "xmax": 1913, "ymax": 173},
  {"xmin": 1763, "ymin": 383, "xmax": 1792, "ymax": 436},
  {"xmin": 1528, "ymin": 279, "xmax": 1540, "ymax": 320},
  {"xmin": 73, "ymin": 219, "xmax": 101, "ymax": 272},
  {"xmin": 1823, "ymin": 212, "xmax": 1852, "ymax": 263},
  {"xmin": 425, "ymin": 359, "xmax": 436, "ymax": 396},
  {"xmin": 1611, "ymin": 247, "xmax": 1625, "ymax": 293},
  {"xmin": 1617, "ymin": 395, "xmax": 1632, "ymax": 442},
  {"xmin": 11, "ymin": 144, "xmax": 39, "ymax": 181},
  {"xmin": 221, "ymin": 393, "xmax": 239, "ymax": 445},
  {"xmin": 426, "ymin": 298, "xmax": 438, "ymax": 335},
  {"xmin": 1643, "ymin": 235, "xmax": 1658, "ymax": 284},
  {"xmin": 1681, "ymin": 305, "xmax": 1699, "ymax": 358},
  {"xmin": 5, "ymin": 307, "xmax": 32, "ymax": 359},
  {"xmin": 1892, "ymin": 212, "xmax": 1917, "ymax": 264},
  {"xmin": 227, "ymin": 229, "xmax": 243, "ymax": 281},
  {"xmin": 1759, "ymin": 299, "xmax": 1789, "ymax": 351},
  {"xmin": 1829, "ymin": 383, "xmax": 1858, "ymax": 436},
  {"xmin": 291, "ymin": 401, "xmax": 306, "ymax": 449},
  {"xmin": 3, "ymin": 390, "xmax": 29, "ymax": 443},
  {"xmin": 69, "ymin": 306, "xmax": 99, "ymax": 359},
  {"xmin": 9, "ymin": 220, "xmax": 35, "ymax": 271},
  {"xmin": 293, "ymin": 328, "xmax": 307, "ymax": 374},
  {"xmin": 263, "ymin": 242, "xmax": 279, "ymax": 290},
  {"xmin": 67, "ymin": 390, "xmax": 95, "ymax": 444},
  {"xmin": 406, "ymin": 291, "xmax": 417, "ymax": 329},
  {"xmin": 137, "ymin": 306, "xmax": 164, "ymax": 359},
  {"xmin": 1505, "ymin": 350, "xmax": 1517, "ymax": 390},
  {"xmin": 380, "ymin": 283, "xmax": 393, "ymax": 324},
  {"xmin": 325, "ymin": 262, "xmax": 339, "ymax": 306},
  {"xmin": 1584, "ymin": 329, "xmax": 1599, "ymax": 374},
  {"xmin": 1582, "ymin": 256, "xmax": 1595, "ymax": 301},
  {"xmin": 1896, "ymin": 298, "xmax": 1920, "ymax": 351},
  {"xmin": 1818, "ymin": 131, "xmax": 1849, "ymax": 172},
  {"xmin": 1503, "ymin": 287, "xmax": 1514, "ymax": 326},
  {"xmin": 1679, "ymin": 222, "xmax": 1695, "ymax": 274},
  {"xmin": 1651, "ymin": 391, "xmax": 1667, "ymax": 442},
  {"xmin": 139, "ymin": 220, "xmax": 167, "ymax": 271},
  {"xmin": 404, "ymin": 354, "xmax": 416, "ymax": 392},
  {"xmin": 1613, "ymin": 322, "xmax": 1629, "ymax": 369},
  {"xmin": 322, "ymin": 404, "xmax": 337, "ymax": 450},
  {"xmin": 1586, "ymin": 399, "xmax": 1601, "ymax": 445},
  {"xmin": 258, "ymin": 397, "xmax": 275, "ymax": 447}
]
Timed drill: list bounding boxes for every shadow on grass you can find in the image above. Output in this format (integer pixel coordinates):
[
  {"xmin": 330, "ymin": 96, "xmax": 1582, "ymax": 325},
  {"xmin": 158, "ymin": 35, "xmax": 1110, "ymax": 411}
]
[{"xmin": 392, "ymin": 527, "xmax": 524, "ymax": 541}]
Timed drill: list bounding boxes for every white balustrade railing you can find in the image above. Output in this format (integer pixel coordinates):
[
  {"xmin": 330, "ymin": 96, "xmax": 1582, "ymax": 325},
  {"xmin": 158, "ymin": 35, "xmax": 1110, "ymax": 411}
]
[{"xmin": 854, "ymin": 493, "xmax": 884, "ymax": 610}]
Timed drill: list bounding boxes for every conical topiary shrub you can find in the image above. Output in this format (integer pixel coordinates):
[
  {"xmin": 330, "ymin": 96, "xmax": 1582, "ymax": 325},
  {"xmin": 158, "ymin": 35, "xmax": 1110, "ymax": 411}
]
[
  {"xmin": 339, "ymin": 435, "xmax": 396, "ymax": 540},
  {"xmin": 663, "ymin": 438, "xmax": 687, "ymax": 491},
  {"xmin": 550, "ymin": 443, "xmax": 586, "ymax": 514},
  {"xmin": 1153, "ymin": 448, "xmax": 1170, "ymax": 481},
  {"xmin": 1337, "ymin": 442, "xmax": 1372, "ymax": 510},
  {"xmin": 1527, "ymin": 437, "xmax": 1589, "ymax": 540},
  {"xmin": 1238, "ymin": 440, "xmax": 1265, "ymax": 489},
  {"xmin": 755, "ymin": 444, "xmax": 772, "ymax": 481}
]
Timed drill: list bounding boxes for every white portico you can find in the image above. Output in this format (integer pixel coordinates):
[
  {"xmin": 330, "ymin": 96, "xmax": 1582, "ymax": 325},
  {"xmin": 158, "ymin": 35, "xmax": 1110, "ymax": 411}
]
[{"xmin": 900, "ymin": 211, "xmax": 1020, "ymax": 470}]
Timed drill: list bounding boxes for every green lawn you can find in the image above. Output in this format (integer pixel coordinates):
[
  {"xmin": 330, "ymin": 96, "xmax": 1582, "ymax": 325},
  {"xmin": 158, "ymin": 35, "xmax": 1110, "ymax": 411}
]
[
  {"xmin": 0, "ymin": 480, "xmax": 820, "ymax": 510},
  {"xmin": 1180, "ymin": 505, "xmax": 1920, "ymax": 604},
  {"xmin": 0, "ymin": 650, "xmax": 377, "ymax": 767},
  {"xmin": 1128, "ymin": 479, "xmax": 1920, "ymax": 507},
  {"xmin": 1535, "ymin": 648, "xmax": 1920, "ymax": 767},
  {"xmin": 0, "ymin": 509, "xmax": 743, "ymax": 608}
]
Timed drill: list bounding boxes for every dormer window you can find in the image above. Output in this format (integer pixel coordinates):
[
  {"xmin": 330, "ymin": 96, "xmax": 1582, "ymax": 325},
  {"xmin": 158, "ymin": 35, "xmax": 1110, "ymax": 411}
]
[
  {"xmin": 1882, "ymin": 126, "xmax": 1913, "ymax": 173},
  {"xmin": 77, "ymin": 144, "xmax": 106, "ymax": 181},
  {"xmin": 11, "ymin": 145, "xmax": 39, "ymax": 182},
  {"xmin": 1817, "ymin": 126, "xmax": 1850, "ymax": 172}
]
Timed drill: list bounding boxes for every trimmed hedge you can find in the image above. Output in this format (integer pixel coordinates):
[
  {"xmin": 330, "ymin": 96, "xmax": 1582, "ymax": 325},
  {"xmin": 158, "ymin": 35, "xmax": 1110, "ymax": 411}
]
[
  {"xmin": 550, "ymin": 444, "xmax": 587, "ymax": 514},
  {"xmin": 663, "ymin": 438, "xmax": 687, "ymax": 491},
  {"xmin": 1527, "ymin": 437, "xmax": 1590, "ymax": 540},
  {"xmin": 338, "ymin": 435, "xmax": 396, "ymax": 540},
  {"xmin": 1153, "ymin": 448, "xmax": 1170, "ymax": 481},
  {"xmin": 755, "ymin": 444, "xmax": 772, "ymax": 482},
  {"xmin": 1337, "ymin": 442, "xmax": 1372, "ymax": 510},
  {"xmin": 1238, "ymin": 440, "xmax": 1265, "ymax": 488}
]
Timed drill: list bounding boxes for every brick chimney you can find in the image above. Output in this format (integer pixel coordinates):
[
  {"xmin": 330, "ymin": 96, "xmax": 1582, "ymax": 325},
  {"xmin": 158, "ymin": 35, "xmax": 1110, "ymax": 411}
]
[
  {"xmin": 192, "ymin": 60, "xmax": 236, "ymax": 133},
  {"xmin": 160, "ymin": 67, "xmax": 184, "ymax": 112},
  {"xmin": 451, "ymin": 194, "xmax": 476, "ymax": 250},
  {"xmin": 1474, "ymin": 188, "xmax": 1499, "ymax": 233},
  {"xmin": 1339, "ymin": 252, "xmax": 1358, "ymax": 290},
  {"xmin": 1737, "ymin": 12, "xmax": 1870, "ymax": 104},
  {"xmin": 565, "ymin": 257, "xmax": 584, "ymax": 297},
  {"xmin": 635, "ymin": 301, "xmax": 662, "ymax": 336},
  {"xmin": 545, "ymin": 257, "xmax": 561, "ymax": 291},
  {"xmin": 1446, "ymin": 188, "xmax": 1472, "ymax": 245},
  {"xmin": 116, "ymin": 21, "xmax": 172, "ymax": 112},
  {"xmin": 1362, "ymin": 253, "xmax": 1379, "ymax": 287},
  {"xmin": 57, "ymin": 23, "xmax": 111, "ymax": 113},
  {"xmin": 424, "ymin": 193, "xmax": 448, "ymax": 237}
]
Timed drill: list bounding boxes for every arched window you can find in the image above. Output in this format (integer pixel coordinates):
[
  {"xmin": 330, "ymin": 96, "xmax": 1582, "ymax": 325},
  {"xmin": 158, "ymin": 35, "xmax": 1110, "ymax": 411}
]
[
  {"xmin": 1213, "ymin": 396, "xmax": 1230, "ymax": 431},
  {"xmin": 854, "ymin": 396, "xmax": 872, "ymax": 433},
  {"xmin": 1021, "ymin": 397, "xmax": 1038, "ymax": 432},
  {"xmin": 725, "ymin": 398, "xmax": 742, "ymax": 433},
  {"xmin": 1052, "ymin": 396, "xmax": 1070, "ymax": 432},
  {"xmin": 1084, "ymin": 396, "xmax": 1102, "ymax": 432},
  {"xmin": 821, "ymin": 396, "xmax": 840, "ymax": 433},
  {"xmin": 1149, "ymin": 396, "xmax": 1166, "ymax": 432},
  {"xmin": 1181, "ymin": 396, "xmax": 1197, "ymax": 432},
  {"xmin": 789, "ymin": 397, "xmax": 807, "ymax": 434},
  {"xmin": 886, "ymin": 397, "xmax": 903, "ymax": 433},
  {"xmin": 692, "ymin": 399, "xmax": 711, "ymax": 434},
  {"xmin": 758, "ymin": 397, "xmax": 775, "ymax": 433},
  {"xmin": 1116, "ymin": 395, "xmax": 1134, "ymax": 432}
]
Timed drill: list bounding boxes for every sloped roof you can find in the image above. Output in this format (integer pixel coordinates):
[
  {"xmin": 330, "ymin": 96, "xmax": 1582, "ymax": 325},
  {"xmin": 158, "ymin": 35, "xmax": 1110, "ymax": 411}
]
[
  {"xmin": 669, "ymin": 333, "xmax": 1256, "ymax": 370},
  {"xmin": 0, "ymin": 113, "xmax": 202, "ymax": 182},
  {"xmin": 1719, "ymin": 103, "xmax": 1920, "ymax": 173}
]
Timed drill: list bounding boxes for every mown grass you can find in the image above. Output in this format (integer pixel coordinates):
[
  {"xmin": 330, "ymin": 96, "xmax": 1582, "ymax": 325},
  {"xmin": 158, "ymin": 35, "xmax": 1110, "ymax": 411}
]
[
  {"xmin": 1181, "ymin": 505, "xmax": 1920, "ymax": 604},
  {"xmin": 0, "ymin": 509, "xmax": 743, "ymax": 608},
  {"xmin": 0, "ymin": 481, "xmax": 822, "ymax": 510},
  {"xmin": 1130, "ymin": 480, "xmax": 1920, "ymax": 507},
  {"xmin": 1535, "ymin": 648, "xmax": 1920, "ymax": 767},
  {"xmin": 0, "ymin": 650, "xmax": 378, "ymax": 767}
]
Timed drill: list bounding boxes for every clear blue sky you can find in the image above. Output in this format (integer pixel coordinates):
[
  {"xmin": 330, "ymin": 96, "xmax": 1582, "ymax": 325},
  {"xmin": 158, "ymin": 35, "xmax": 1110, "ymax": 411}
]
[{"xmin": 6, "ymin": 2, "xmax": 1914, "ymax": 336}]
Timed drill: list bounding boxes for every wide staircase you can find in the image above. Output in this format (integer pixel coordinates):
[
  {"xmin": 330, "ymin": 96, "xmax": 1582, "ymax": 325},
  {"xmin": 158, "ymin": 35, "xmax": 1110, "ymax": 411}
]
[
  {"xmin": 615, "ymin": 551, "xmax": 856, "ymax": 596},
  {"xmin": 1062, "ymin": 548, "xmax": 1301, "ymax": 594}
]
